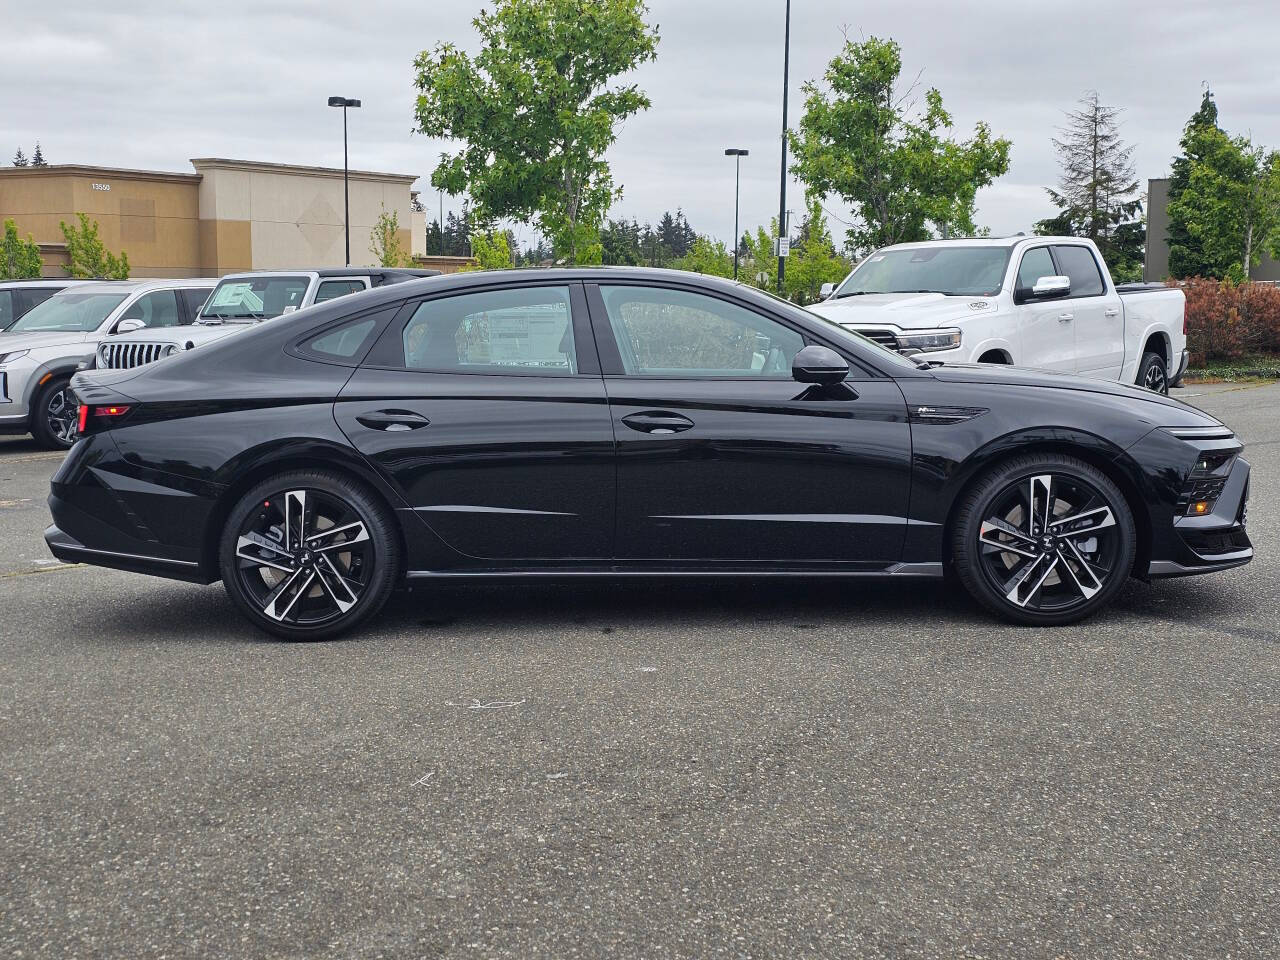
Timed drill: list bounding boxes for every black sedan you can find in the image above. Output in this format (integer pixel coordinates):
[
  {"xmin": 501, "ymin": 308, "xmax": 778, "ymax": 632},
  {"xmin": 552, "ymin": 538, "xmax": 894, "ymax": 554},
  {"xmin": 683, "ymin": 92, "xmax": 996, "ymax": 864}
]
[{"xmin": 47, "ymin": 268, "xmax": 1252, "ymax": 640}]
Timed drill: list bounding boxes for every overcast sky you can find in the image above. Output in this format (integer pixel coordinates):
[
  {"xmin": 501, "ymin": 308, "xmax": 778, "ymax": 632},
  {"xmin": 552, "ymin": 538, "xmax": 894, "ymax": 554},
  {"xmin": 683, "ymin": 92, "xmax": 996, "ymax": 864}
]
[{"xmin": 4, "ymin": 0, "xmax": 1278, "ymax": 251}]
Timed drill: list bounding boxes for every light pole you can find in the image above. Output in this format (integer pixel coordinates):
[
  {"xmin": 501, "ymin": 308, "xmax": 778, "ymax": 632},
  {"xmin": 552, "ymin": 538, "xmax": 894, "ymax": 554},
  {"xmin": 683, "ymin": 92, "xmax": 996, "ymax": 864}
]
[
  {"xmin": 776, "ymin": 0, "xmax": 791, "ymax": 296},
  {"xmin": 327, "ymin": 96, "xmax": 361, "ymax": 265},
  {"xmin": 724, "ymin": 148, "xmax": 749, "ymax": 280}
]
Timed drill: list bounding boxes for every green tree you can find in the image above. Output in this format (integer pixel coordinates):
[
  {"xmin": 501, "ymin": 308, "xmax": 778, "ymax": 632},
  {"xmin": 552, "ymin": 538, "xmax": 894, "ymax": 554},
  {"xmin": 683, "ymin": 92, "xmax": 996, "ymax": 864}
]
[
  {"xmin": 789, "ymin": 36, "xmax": 1011, "ymax": 256},
  {"xmin": 465, "ymin": 230, "xmax": 516, "ymax": 270},
  {"xmin": 738, "ymin": 221, "xmax": 780, "ymax": 293},
  {"xmin": 12, "ymin": 147, "xmax": 27, "ymax": 167},
  {"xmin": 370, "ymin": 206, "xmax": 412, "ymax": 267},
  {"xmin": 673, "ymin": 235, "xmax": 733, "ymax": 278},
  {"xmin": 1, "ymin": 219, "xmax": 43, "ymax": 279},
  {"xmin": 59, "ymin": 213, "xmax": 129, "ymax": 279},
  {"xmin": 1166, "ymin": 127, "xmax": 1280, "ymax": 282},
  {"xmin": 412, "ymin": 0, "xmax": 659, "ymax": 265},
  {"xmin": 1167, "ymin": 89, "xmax": 1222, "ymax": 278},
  {"xmin": 31, "ymin": 142, "xmax": 47, "ymax": 166},
  {"xmin": 1035, "ymin": 92, "xmax": 1143, "ymax": 279},
  {"xmin": 784, "ymin": 198, "xmax": 852, "ymax": 304},
  {"xmin": 601, "ymin": 217, "xmax": 643, "ymax": 265}
]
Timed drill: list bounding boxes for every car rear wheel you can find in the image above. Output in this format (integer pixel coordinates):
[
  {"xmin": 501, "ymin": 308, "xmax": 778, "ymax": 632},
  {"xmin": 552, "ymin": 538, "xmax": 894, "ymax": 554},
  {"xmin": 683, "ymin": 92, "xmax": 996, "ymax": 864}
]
[
  {"xmin": 31, "ymin": 375, "xmax": 79, "ymax": 450},
  {"xmin": 951, "ymin": 455, "xmax": 1136, "ymax": 625},
  {"xmin": 219, "ymin": 470, "xmax": 400, "ymax": 641},
  {"xmin": 1137, "ymin": 351, "xmax": 1169, "ymax": 395}
]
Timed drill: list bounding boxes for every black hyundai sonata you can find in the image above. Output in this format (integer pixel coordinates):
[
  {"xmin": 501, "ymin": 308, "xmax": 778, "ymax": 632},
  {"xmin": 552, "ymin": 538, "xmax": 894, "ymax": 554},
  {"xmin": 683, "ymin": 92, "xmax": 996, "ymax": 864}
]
[{"xmin": 47, "ymin": 268, "xmax": 1252, "ymax": 640}]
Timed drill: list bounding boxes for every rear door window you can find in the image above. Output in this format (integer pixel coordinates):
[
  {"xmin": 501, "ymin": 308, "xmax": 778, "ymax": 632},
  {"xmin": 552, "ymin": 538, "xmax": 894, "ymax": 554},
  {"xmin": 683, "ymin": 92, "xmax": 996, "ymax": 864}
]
[
  {"xmin": 315, "ymin": 279, "xmax": 368, "ymax": 303},
  {"xmin": 1052, "ymin": 245, "xmax": 1106, "ymax": 298}
]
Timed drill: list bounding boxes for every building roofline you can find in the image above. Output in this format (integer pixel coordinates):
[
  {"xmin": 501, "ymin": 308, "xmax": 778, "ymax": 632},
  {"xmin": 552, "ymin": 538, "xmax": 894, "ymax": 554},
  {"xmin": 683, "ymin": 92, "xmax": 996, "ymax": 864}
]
[
  {"xmin": 189, "ymin": 157, "xmax": 418, "ymax": 184},
  {"xmin": 0, "ymin": 164, "xmax": 201, "ymax": 184}
]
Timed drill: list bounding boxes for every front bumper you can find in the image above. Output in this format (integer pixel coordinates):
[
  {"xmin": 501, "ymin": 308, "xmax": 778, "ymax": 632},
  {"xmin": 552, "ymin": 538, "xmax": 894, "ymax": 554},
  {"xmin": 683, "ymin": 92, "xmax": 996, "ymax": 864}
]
[
  {"xmin": 1148, "ymin": 454, "xmax": 1252, "ymax": 578},
  {"xmin": 0, "ymin": 361, "xmax": 35, "ymax": 430}
]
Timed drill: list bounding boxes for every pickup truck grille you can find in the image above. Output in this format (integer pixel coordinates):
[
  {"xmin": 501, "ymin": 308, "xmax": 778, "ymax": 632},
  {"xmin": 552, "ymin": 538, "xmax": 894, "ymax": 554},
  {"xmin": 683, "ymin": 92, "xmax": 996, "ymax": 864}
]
[
  {"xmin": 99, "ymin": 342, "xmax": 168, "ymax": 370},
  {"xmin": 856, "ymin": 328, "xmax": 900, "ymax": 351}
]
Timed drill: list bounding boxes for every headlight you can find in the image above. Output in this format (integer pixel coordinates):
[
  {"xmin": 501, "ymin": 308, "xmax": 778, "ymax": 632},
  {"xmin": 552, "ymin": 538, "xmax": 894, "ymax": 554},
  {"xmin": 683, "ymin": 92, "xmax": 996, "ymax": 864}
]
[
  {"xmin": 0, "ymin": 349, "xmax": 30, "ymax": 364},
  {"xmin": 896, "ymin": 329, "xmax": 962, "ymax": 353}
]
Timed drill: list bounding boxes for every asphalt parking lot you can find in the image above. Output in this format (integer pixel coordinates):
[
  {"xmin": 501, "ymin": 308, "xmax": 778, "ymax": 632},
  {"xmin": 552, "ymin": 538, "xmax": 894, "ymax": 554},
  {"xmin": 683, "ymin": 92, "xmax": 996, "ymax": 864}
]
[{"xmin": 2, "ymin": 382, "xmax": 1277, "ymax": 959}]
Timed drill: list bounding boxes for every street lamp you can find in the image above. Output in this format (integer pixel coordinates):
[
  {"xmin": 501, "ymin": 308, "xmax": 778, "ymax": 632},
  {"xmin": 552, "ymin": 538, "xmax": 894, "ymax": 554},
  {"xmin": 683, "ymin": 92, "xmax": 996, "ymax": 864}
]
[
  {"xmin": 776, "ymin": 0, "xmax": 791, "ymax": 296},
  {"xmin": 327, "ymin": 95, "xmax": 361, "ymax": 266},
  {"xmin": 724, "ymin": 148, "xmax": 749, "ymax": 280}
]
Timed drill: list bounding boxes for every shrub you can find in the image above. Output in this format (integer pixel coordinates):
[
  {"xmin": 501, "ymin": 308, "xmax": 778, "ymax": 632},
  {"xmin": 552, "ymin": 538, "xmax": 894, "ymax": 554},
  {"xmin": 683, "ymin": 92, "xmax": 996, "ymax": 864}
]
[{"xmin": 1179, "ymin": 277, "xmax": 1280, "ymax": 364}]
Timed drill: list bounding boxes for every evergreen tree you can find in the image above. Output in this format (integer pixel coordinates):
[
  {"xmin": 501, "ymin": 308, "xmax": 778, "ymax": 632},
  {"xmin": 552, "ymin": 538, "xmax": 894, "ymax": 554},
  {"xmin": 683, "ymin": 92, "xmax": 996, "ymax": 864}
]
[
  {"xmin": 1167, "ymin": 89, "xmax": 1221, "ymax": 277},
  {"xmin": 12, "ymin": 148, "xmax": 28, "ymax": 167},
  {"xmin": 31, "ymin": 142, "xmax": 47, "ymax": 166},
  {"xmin": 1035, "ymin": 92, "xmax": 1143, "ymax": 280}
]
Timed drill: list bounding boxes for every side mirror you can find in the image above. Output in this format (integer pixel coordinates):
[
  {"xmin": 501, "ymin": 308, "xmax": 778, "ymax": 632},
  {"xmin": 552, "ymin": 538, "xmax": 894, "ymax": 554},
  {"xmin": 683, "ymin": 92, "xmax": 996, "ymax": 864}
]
[
  {"xmin": 114, "ymin": 318, "xmax": 146, "ymax": 334},
  {"xmin": 1029, "ymin": 275, "xmax": 1071, "ymax": 300},
  {"xmin": 792, "ymin": 344, "xmax": 849, "ymax": 385},
  {"xmin": 819, "ymin": 282, "xmax": 835, "ymax": 300}
]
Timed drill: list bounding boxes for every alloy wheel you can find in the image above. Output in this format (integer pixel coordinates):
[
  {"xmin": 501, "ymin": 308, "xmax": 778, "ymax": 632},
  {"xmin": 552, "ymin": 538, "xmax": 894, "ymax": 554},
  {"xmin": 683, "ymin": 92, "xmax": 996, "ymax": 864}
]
[
  {"xmin": 232, "ymin": 488, "xmax": 374, "ymax": 627},
  {"xmin": 976, "ymin": 472, "xmax": 1122, "ymax": 614},
  {"xmin": 1144, "ymin": 362, "xmax": 1167, "ymax": 394},
  {"xmin": 46, "ymin": 385, "xmax": 79, "ymax": 447}
]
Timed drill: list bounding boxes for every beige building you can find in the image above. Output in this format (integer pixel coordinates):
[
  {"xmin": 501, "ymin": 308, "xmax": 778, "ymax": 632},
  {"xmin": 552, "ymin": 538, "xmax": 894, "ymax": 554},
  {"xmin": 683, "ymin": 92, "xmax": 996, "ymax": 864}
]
[{"xmin": 0, "ymin": 159, "xmax": 469, "ymax": 277}]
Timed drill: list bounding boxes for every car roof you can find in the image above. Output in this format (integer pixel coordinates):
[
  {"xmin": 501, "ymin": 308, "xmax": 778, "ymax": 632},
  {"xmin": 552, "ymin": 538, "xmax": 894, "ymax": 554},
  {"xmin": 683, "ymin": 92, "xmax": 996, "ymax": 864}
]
[
  {"xmin": 49, "ymin": 278, "xmax": 216, "ymax": 295},
  {"xmin": 0, "ymin": 278, "xmax": 92, "ymax": 288},
  {"xmin": 214, "ymin": 267, "xmax": 442, "ymax": 281}
]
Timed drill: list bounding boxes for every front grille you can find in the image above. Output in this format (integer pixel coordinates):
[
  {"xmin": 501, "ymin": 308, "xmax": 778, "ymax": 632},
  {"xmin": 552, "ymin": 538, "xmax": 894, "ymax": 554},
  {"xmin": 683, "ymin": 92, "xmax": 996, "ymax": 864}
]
[
  {"xmin": 857, "ymin": 328, "xmax": 900, "ymax": 350},
  {"xmin": 99, "ymin": 341, "xmax": 168, "ymax": 370}
]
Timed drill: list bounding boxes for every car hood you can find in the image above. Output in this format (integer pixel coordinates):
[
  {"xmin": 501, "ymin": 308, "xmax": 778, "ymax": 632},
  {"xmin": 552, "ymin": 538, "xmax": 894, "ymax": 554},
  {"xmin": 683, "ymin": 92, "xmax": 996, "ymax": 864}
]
[
  {"xmin": 108, "ymin": 323, "xmax": 256, "ymax": 348},
  {"xmin": 0, "ymin": 329, "xmax": 90, "ymax": 352},
  {"xmin": 926, "ymin": 362, "xmax": 1221, "ymax": 422},
  {"xmin": 809, "ymin": 292, "xmax": 998, "ymax": 329}
]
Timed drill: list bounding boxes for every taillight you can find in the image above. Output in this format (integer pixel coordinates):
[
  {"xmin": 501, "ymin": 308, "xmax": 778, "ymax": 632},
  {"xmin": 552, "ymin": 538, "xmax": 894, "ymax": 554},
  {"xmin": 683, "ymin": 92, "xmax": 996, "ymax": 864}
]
[{"xmin": 78, "ymin": 404, "xmax": 133, "ymax": 436}]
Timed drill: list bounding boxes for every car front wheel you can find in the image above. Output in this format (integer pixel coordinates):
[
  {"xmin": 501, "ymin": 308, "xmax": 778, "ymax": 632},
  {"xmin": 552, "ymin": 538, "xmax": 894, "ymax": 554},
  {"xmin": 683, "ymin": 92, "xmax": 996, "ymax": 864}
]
[
  {"xmin": 219, "ymin": 470, "xmax": 401, "ymax": 641},
  {"xmin": 951, "ymin": 455, "xmax": 1137, "ymax": 625}
]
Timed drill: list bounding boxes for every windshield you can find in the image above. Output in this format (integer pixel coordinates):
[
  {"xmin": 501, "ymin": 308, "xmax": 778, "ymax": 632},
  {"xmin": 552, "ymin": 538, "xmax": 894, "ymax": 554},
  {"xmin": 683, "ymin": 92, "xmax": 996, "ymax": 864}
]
[
  {"xmin": 833, "ymin": 246, "xmax": 1011, "ymax": 298},
  {"xmin": 199, "ymin": 276, "xmax": 310, "ymax": 322},
  {"xmin": 8, "ymin": 291, "xmax": 128, "ymax": 333}
]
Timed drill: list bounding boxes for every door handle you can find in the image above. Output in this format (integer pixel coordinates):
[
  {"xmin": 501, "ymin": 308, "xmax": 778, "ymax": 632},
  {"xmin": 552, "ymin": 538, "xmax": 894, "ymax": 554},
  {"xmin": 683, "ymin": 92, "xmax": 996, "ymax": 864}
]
[
  {"xmin": 355, "ymin": 409, "xmax": 430, "ymax": 431},
  {"xmin": 1058, "ymin": 313, "xmax": 1074, "ymax": 322},
  {"xmin": 1104, "ymin": 307, "xmax": 1121, "ymax": 317},
  {"xmin": 621, "ymin": 411, "xmax": 694, "ymax": 434}
]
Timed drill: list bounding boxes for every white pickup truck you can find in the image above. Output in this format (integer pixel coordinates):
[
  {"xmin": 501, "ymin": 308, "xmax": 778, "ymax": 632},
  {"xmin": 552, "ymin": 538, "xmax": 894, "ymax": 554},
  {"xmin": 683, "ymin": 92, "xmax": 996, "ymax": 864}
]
[{"xmin": 809, "ymin": 237, "xmax": 1187, "ymax": 394}]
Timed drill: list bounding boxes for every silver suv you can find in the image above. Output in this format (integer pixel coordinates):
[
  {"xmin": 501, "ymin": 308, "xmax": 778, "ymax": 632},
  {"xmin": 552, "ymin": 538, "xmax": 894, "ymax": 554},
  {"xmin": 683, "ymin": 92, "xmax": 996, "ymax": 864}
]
[
  {"xmin": 0, "ymin": 279, "xmax": 91, "ymax": 331},
  {"xmin": 97, "ymin": 268, "xmax": 440, "ymax": 371},
  {"xmin": 0, "ymin": 278, "xmax": 214, "ymax": 448}
]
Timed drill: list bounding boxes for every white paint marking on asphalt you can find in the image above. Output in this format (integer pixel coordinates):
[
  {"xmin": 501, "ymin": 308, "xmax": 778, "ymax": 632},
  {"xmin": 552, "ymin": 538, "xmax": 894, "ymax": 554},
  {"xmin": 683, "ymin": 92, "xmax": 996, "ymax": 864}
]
[
  {"xmin": 412, "ymin": 772, "xmax": 436, "ymax": 787},
  {"xmin": 546, "ymin": 773, "xmax": 568, "ymax": 780},
  {"xmin": 0, "ymin": 498, "xmax": 32, "ymax": 507},
  {"xmin": 444, "ymin": 699, "xmax": 527, "ymax": 710},
  {"xmin": 636, "ymin": 666, "xmax": 658, "ymax": 673}
]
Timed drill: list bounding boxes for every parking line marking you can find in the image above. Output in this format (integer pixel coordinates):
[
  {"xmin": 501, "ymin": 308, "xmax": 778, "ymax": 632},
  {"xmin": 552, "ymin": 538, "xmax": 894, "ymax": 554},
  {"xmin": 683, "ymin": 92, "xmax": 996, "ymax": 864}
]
[{"xmin": 0, "ymin": 563, "xmax": 82, "ymax": 579}]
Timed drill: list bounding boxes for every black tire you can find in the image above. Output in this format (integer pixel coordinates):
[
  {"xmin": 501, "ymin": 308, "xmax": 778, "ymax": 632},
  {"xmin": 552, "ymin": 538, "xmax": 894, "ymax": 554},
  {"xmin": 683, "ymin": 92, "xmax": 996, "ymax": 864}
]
[
  {"xmin": 951, "ymin": 454, "xmax": 1136, "ymax": 626},
  {"xmin": 1137, "ymin": 351, "xmax": 1168, "ymax": 395},
  {"xmin": 30, "ymin": 375, "xmax": 79, "ymax": 450},
  {"xmin": 219, "ymin": 469, "xmax": 401, "ymax": 641}
]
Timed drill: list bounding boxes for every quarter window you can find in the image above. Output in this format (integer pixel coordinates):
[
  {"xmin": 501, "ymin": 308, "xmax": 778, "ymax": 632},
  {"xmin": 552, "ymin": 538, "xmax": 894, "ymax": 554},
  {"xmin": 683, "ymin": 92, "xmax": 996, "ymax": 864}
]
[
  {"xmin": 1052, "ymin": 245, "xmax": 1105, "ymax": 298},
  {"xmin": 400, "ymin": 286, "xmax": 577, "ymax": 375},
  {"xmin": 1016, "ymin": 247, "xmax": 1056, "ymax": 291},
  {"xmin": 598, "ymin": 285, "xmax": 804, "ymax": 377},
  {"xmin": 315, "ymin": 279, "xmax": 367, "ymax": 303}
]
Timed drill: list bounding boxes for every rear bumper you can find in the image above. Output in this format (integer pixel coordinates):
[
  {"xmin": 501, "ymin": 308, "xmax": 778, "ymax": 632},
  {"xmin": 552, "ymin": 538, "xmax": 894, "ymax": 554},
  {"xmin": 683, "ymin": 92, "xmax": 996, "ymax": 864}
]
[
  {"xmin": 45, "ymin": 523, "xmax": 213, "ymax": 583},
  {"xmin": 1170, "ymin": 348, "xmax": 1190, "ymax": 386}
]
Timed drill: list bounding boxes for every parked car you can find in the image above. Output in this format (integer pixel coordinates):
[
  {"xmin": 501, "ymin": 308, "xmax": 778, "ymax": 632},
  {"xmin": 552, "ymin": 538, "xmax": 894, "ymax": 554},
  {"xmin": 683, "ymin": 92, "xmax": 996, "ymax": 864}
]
[
  {"xmin": 51, "ymin": 268, "xmax": 1250, "ymax": 641},
  {"xmin": 810, "ymin": 237, "xmax": 1188, "ymax": 393},
  {"xmin": 0, "ymin": 279, "xmax": 92, "ymax": 331},
  {"xmin": 95, "ymin": 267, "xmax": 441, "ymax": 371},
  {"xmin": 0, "ymin": 278, "xmax": 214, "ymax": 448}
]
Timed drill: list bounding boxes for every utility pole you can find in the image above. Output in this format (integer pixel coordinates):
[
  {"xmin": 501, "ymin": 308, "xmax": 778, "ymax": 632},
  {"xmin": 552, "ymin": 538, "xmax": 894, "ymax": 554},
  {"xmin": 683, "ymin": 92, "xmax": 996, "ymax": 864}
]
[
  {"xmin": 327, "ymin": 96, "xmax": 361, "ymax": 266},
  {"xmin": 776, "ymin": 0, "xmax": 792, "ymax": 296}
]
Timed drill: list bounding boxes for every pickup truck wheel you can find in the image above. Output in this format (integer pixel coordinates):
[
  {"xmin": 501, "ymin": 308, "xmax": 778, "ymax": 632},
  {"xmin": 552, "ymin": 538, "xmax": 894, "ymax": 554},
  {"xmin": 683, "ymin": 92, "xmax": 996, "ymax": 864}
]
[
  {"xmin": 1137, "ymin": 351, "xmax": 1168, "ymax": 395},
  {"xmin": 30, "ymin": 375, "xmax": 79, "ymax": 450},
  {"xmin": 951, "ymin": 454, "xmax": 1136, "ymax": 626}
]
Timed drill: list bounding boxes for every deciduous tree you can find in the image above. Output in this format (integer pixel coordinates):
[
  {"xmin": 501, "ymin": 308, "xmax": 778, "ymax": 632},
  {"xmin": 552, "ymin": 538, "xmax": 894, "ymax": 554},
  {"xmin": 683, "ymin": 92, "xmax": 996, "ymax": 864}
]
[
  {"xmin": 789, "ymin": 36, "xmax": 1010, "ymax": 256},
  {"xmin": 59, "ymin": 213, "xmax": 129, "ymax": 279},
  {"xmin": 412, "ymin": 0, "xmax": 659, "ymax": 264},
  {"xmin": 370, "ymin": 207, "xmax": 412, "ymax": 267},
  {"xmin": 1167, "ymin": 90, "xmax": 1222, "ymax": 278},
  {"xmin": 1, "ymin": 219, "xmax": 43, "ymax": 279}
]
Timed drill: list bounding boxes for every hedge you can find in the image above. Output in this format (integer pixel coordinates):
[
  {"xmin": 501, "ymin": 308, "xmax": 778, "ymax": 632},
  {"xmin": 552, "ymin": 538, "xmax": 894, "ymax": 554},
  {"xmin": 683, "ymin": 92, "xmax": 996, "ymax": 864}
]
[{"xmin": 1179, "ymin": 278, "xmax": 1280, "ymax": 364}]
